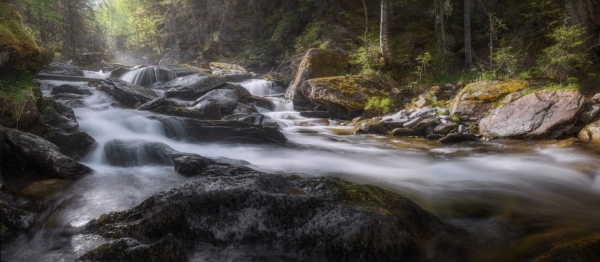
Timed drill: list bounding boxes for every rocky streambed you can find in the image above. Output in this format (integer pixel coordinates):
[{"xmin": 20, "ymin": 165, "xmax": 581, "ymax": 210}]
[{"xmin": 1, "ymin": 62, "xmax": 599, "ymax": 262}]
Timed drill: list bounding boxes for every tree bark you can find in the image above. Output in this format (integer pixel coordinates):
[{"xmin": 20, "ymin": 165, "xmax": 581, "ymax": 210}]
[
  {"xmin": 169, "ymin": 0, "xmax": 179, "ymax": 47},
  {"xmin": 362, "ymin": 0, "xmax": 369, "ymax": 67},
  {"xmin": 380, "ymin": 0, "xmax": 392, "ymax": 66},
  {"xmin": 464, "ymin": 0, "xmax": 474, "ymax": 69}
]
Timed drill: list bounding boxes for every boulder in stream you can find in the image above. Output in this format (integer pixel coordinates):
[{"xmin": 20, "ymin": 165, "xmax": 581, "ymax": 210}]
[
  {"xmin": 40, "ymin": 61, "xmax": 83, "ymax": 76},
  {"xmin": 39, "ymin": 97, "xmax": 79, "ymax": 133},
  {"xmin": 0, "ymin": 190, "xmax": 34, "ymax": 241},
  {"xmin": 1, "ymin": 127, "xmax": 92, "ymax": 179},
  {"xmin": 192, "ymin": 89, "xmax": 241, "ymax": 116},
  {"xmin": 101, "ymin": 79, "xmax": 158, "ymax": 108},
  {"xmin": 137, "ymin": 97, "xmax": 222, "ymax": 120},
  {"xmin": 82, "ymin": 164, "xmax": 464, "ymax": 261},
  {"xmin": 43, "ymin": 126, "xmax": 96, "ymax": 160},
  {"xmin": 103, "ymin": 139, "xmax": 186, "ymax": 167},
  {"xmin": 78, "ymin": 234, "xmax": 187, "ymax": 262},
  {"xmin": 164, "ymin": 74, "xmax": 227, "ymax": 100},
  {"xmin": 579, "ymin": 114, "xmax": 600, "ymax": 142},
  {"xmin": 480, "ymin": 90, "xmax": 585, "ymax": 139},
  {"xmin": 50, "ymin": 84, "xmax": 93, "ymax": 96},
  {"xmin": 173, "ymin": 155, "xmax": 216, "ymax": 176}
]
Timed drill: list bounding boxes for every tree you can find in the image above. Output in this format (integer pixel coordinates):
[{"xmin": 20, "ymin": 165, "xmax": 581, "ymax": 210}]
[
  {"xmin": 464, "ymin": 0, "xmax": 473, "ymax": 69},
  {"xmin": 538, "ymin": 23, "xmax": 590, "ymax": 82},
  {"xmin": 380, "ymin": 0, "xmax": 392, "ymax": 66}
]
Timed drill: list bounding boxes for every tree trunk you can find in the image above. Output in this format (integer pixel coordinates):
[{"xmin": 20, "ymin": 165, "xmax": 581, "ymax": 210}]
[
  {"xmin": 61, "ymin": 0, "xmax": 70, "ymax": 60},
  {"xmin": 380, "ymin": 0, "xmax": 392, "ymax": 66},
  {"xmin": 362, "ymin": 0, "xmax": 369, "ymax": 68},
  {"xmin": 464, "ymin": 0, "xmax": 474, "ymax": 69},
  {"xmin": 169, "ymin": 0, "xmax": 179, "ymax": 47}
]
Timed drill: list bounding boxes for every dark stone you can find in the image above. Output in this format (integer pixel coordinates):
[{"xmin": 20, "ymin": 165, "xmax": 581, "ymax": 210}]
[
  {"xmin": 103, "ymin": 139, "xmax": 185, "ymax": 167},
  {"xmin": 39, "ymin": 97, "xmax": 79, "ymax": 132},
  {"xmin": 189, "ymin": 99, "xmax": 224, "ymax": 120},
  {"xmin": 233, "ymin": 103, "xmax": 258, "ymax": 114},
  {"xmin": 40, "ymin": 61, "xmax": 83, "ymax": 76},
  {"xmin": 427, "ymin": 134, "xmax": 444, "ymax": 140},
  {"xmin": 150, "ymin": 116, "xmax": 287, "ymax": 144},
  {"xmin": 101, "ymin": 79, "xmax": 158, "ymax": 108},
  {"xmin": 223, "ymin": 114, "xmax": 264, "ymax": 126},
  {"xmin": 51, "ymin": 84, "xmax": 93, "ymax": 96},
  {"xmin": 43, "ymin": 126, "xmax": 97, "ymax": 160},
  {"xmin": 413, "ymin": 118, "xmax": 435, "ymax": 131},
  {"xmin": 354, "ymin": 119, "xmax": 389, "ymax": 135},
  {"xmin": 535, "ymin": 238, "xmax": 600, "ymax": 262},
  {"xmin": 83, "ymin": 165, "xmax": 462, "ymax": 261},
  {"xmin": 438, "ymin": 133, "xmax": 478, "ymax": 144},
  {"xmin": 224, "ymin": 73, "xmax": 253, "ymax": 82},
  {"xmin": 384, "ymin": 119, "xmax": 410, "ymax": 129},
  {"xmin": 137, "ymin": 97, "xmax": 221, "ymax": 120},
  {"xmin": 299, "ymin": 111, "xmax": 331, "ymax": 118},
  {"xmin": 391, "ymin": 128, "xmax": 424, "ymax": 137},
  {"xmin": 0, "ymin": 191, "xmax": 34, "ymax": 241},
  {"xmin": 192, "ymin": 89, "xmax": 240, "ymax": 116},
  {"xmin": 1, "ymin": 127, "xmax": 92, "ymax": 179},
  {"xmin": 434, "ymin": 122, "xmax": 459, "ymax": 134},
  {"xmin": 248, "ymin": 95, "xmax": 275, "ymax": 111},
  {"xmin": 164, "ymin": 74, "xmax": 227, "ymax": 100},
  {"xmin": 108, "ymin": 67, "xmax": 131, "ymax": 78},
  {"xmin": 78, "ymin": 234, "xmax": 187, "ymax": 262},
  {"xmin": 174, "ymin": 155, "xmax": 216, "ymax": 176},
  {"xmin": 62, "ymin": 99, "xmax": 90, "ymax": 108},
  {"xmin": 403, "ymin": 117, "xmax": 423, "ymax": 129},
  {"xmin": 219, "ymin": 83, "xmax": 252, "ymax": 102}
]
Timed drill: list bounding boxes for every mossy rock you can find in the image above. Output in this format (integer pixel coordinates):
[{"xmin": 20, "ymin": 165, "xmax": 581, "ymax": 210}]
[
  {"xmin": 300, "ymin": 74, "xmax": 392, "ymax": 119},
  {"xmin": 449, "ymin": 80, "xmax": 533, "ymax": 121},
  {"xmin": 0, "ymin": 3, "xmax": 53, "ymax": 80}
]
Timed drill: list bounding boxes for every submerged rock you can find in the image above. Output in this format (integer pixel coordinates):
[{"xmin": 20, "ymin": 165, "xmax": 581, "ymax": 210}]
[
  {"xmin": 0, "ymin": 191, "xmax": 34, "ymax": 241},
  {"xmin": 50, "ymin": 84, "xmax": 93, "ymax": 96},
  {"xmin": 101, "ymin": 79, "xmax": 158, "ymax": 108},
  {"xmin": 173, "ymin": 155, "xmax": 216, "ymax": 176},
  {"xmin": 1, "ymin": 127, "xmax": 92, "ymax": 179},
  {"xmin": 480, "ymin": 90, "xmax": 585, "ymax": 139},
  {"xmin": 83, "ymin": 165, "xmax": 462, "ymax": 261},
  {"xmin": 137, "ymin": 97, "xmax": 221, "ymax": 120},
  {"xmin": 223, "ymin": 113, "xmax": 264, "ymax": 126},
  {"xmin": 300, "ymin": 75, "xmax": 393, "ymax": 119},
  {"xmin": 103, "ymin": 139, "xmax": 185, "ymax": 167},
  {"xmin": 192, "ymin": 89, "xmax": 240, "ymax": 116},
  {"xmin": 164, "ymin": 74, "xmax": 227, "ymax": 100},
  {"xmin": 438, "ymin": 133, "xmax": 478, "ymax": 144}
]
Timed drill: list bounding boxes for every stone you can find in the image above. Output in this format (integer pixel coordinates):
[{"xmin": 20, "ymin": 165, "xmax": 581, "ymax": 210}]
[
  {"xmin": 480, "ymin": 90, "xmax": 585, "ymax": 139},
  {"xmin": 0, "ymin": 88, "xmax": 46, "ymax": 135},
  {"xmin": 78, "ymin": 234, "xmax": 187, "ymax": 262},
  {"xmin": 534, "ymin": 238, "xmax": 600, "ymax": 262},
  {"xmin": 0, "ymin": 191, "xmax": 34, "ymax": 241},
  {"xmin": 248, "ymin": 95, "xmax": 275, "ymax": 111},
  {"xmin": 101, "ymin": 79, "xmax": 158, "ymax": 108},
  {"xmin": 40, "ymin": 61, "xmax": 83, "ymax": 76},
  {"xmin": 219, "ymin": 83, "xmax": 252, "ymax": 102},
  {"xmin": 458, "ymin": 125, "xmax": 468, "ymax": 134},
  {"xmin": 1, "ymin": 127, "xmax": 92, "ymax": 179},
  {"xmin": 414, "ymin": 94, "xmax": 432, "ymax": 108},
  {"xmin": 209, "ymin": 62, "xmax": 251, "ymax": 75},
  {"xmin": 300, "ymin": 75, "xmax": 393, "ymax": 119},
  {"xmin": 39, "ymin": 97, "xmax": 79, "ymax": 133},
  {"xmin": 434, "ymin": 122, "xmax": 459, "ymax": 134},
  {"xmin": 164, "ymin": 74, "xmax": 227, "ymax": 100},
  {"xmin": 103, "ymin": 139, "xmax": 186, "ymax": 167},
  {"xmin": 353, "ymin": 119, "xmax": 389, "ymax": 134},
  {"xmin": 43, "ymin": 126, "xmax": 97, "ymax": 160},
  {"xmin": 382, "ymin": 110, "xmax": 409, "ymax": 122},
  {"xmin": 223, "ymin": 113, "xmax": 264, "ymax": 126},
  {"xmin": 430, "ymin": 84, "xmax": 458, "ymax": 100},
  {"xmin": 502, "ymin": 92, "xmax": 523, "ymax": 104},
  {"xmin": 438, "ymin": 133, "xmax": 478, "ymax": 144},
  {"xmin": 233, "ymin": 103, "xmax": 258, "ymax": 114},
  {"xmin": 173, "ymin": 155, "xmax": 216, "ymax": 176},
  {"xmin": 82, "ymin": 165, "xmax": 462, "ymax": 261},
  {"xmin": 390, "ymin": 128, "xmax": 423, "ymax": 137},
  {"xmin": 108, "ymin": 67, "xmax": 131, "ymax": 78},
  {"xmin": 137, "ymin": 97, "xmax": 220, "ymax": 120},
  {"xmin": 427, "ymin": 134, "xmax": 444, "ymax": 140},
  {"xmin": 579, "ymin": 114, "xmax": 600, "ymax": 142},
  {"xmin": 449, "ymin": 80, "xmax": 533, "ymax": 121},
  {"xmin": 384, "ymin": 119, "xmax": 410, "ymax": 129},
  {"xmin": 20, "ymin": 179, "xmax": 68, "ymax": 199},
  {"xmin": 409, "ymin": 107, "xmax": 436, "ymax": 119},
  {"xmin": 580, "ymin": 104, "xmax": 600, "ymax": 124},
  {"xmin": 50, "ymin": 84, "xmax": 93, "ymax": 96},
  {"xmin": 149, "ymin": 116, "xmax": 287, "ymax": 144},
  {"xmin": 403, "ymin": 117, "xmax": 423, "ymax": 129},
  {"xmin": 192, "ymin": 89, "xmax": 240, "ymax": 116},
  {"xmin": 286, "ymin": 49, "xmax": 348, "ymax": 108},
  {"xmin": 413, "ymin": 118, "xmax": 435, "ymax": 131},
  {"xmin": 188, "ymin": 99, "xmax": 223, "ymax": 120},
  {"xmin": 62, "ymin": 99, "xmax": 90, "ymax": 108}
]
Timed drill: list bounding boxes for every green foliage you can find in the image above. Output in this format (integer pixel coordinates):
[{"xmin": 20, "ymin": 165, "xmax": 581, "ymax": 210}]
[
  {"xmin": 413, "ymin": 52, "xmax": 432, "ymax": 83},
  {"xmin": 492, "ymin": 44, "xmax": 521, "ymax": 77},
  {"xmin": 365, "ymin": 97, "xmax": 393, "ymax": 115},
  {"xmin": 537, "ymin": 23, "xmax": 591, "ymax": 82},
  {"xmin": 349, "ymin": 37, "xmax": 382, "ymax": 74},
  {"xmin": 0, "ymin": 73, "xmax": 34, "ymax": 109},
  {"xmin": 521, "ymin": 82, "xmax": 579, "ymax": 96},
  {"xmin": 450, "ymin": 114, "xmax": 460, "ymax": 122},
  {"xmin": 294, "ymin": 21, "xmax": 327, "ymax": 52}
]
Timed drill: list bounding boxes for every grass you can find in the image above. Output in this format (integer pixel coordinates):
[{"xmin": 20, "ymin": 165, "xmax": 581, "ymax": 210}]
[
  {"xmin": 365, "ymin": 97, "xmax": 393, "ymax": 115},
  {"xmin": 450, "ymin": 114, "xmax": 460, "ymax": 122},
  {"xmin": 0, "ymin": 73, "xmax": 35, "ymax": 111},
  {"xmin": 521, "ymin": 82, "xmax": 579, "ymax": 96}
]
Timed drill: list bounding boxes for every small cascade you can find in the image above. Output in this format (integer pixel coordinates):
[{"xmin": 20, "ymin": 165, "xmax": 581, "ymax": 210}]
[
  {"xmin": 83, "ymin": 70, "xmax": 111, "ymax": 79},
  {"xmin": 120, "ymin": 67, "xmax": 177, "ymax": 87},
  {"xmin": 269, "ymin": 97, "xmax": 295, "ymax": 112},
  {"xmin": 240, "ymin": 79, "xmax": 276, "ymax": 96}
]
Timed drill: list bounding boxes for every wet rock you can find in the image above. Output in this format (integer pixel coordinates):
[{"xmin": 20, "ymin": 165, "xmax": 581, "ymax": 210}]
[
  {"xmin": 101, "ymin": 79, "xmax": 158, "ymax": 108},
  {"xmin": 409, "ymin": 107, "xmax": 437, "ymax": 119},
  {"xmin": 193, "ymin": 89, "xmax": 240, "ymax": 116},
  {"xmin": 43, "ymin": 126, "xmax": 97, "ymax": 160},
  {"xmin": 233, "ymin": 103, "xmax": 258, "ymax": 114},
  {"xmin": 579, "ymin": 114, "xmax": 600, "ymax": 142},
  {"xmin": 480, "ymin": 90, "xmax": 585, "ymax": 139},
  {"xmin": 384, "ymin": 119, "xmax": 410, "ymax": 129},
  {"xmin": 248, "ymin": 95, "xmax": 275, "ymax": 111},
  {"xmin": 0, "ymin": 191, "xmax": 34, "ymax": 241},
  {"xmin": 40, "ymin": 61, "xmax": 83, "ymax": 76},
  {"xmin": 458, "ymin": 125, "xmax": 468, "ymax": 134},
  {"xmin": 121, "ymin": 67, "xmax": 177, "ymax": 87},
  {"xmin": 162, "ymin": 65, "xmax": 207, "ymax": 77},
  {"xmin": 108, "ymin": 67, "xmax": 131, "ymax": 78},
  {"xmin": 299, "ymin": 111, "xmax": 330, "ymax": 118},
  {"xmin": 164, "ymin": 74, "xmax": 227, "ymax": 100},
  {"xmin": 300, "ymin": 75, "xmax": 393, "ymax": 119},
  {"xmin": 427, "ymin": 134, "xmax": 444, "ymax": 140},
  {"xmin": 391, "ymin": 128, "xmax": 423, "ymax": 137},
  {"xmin": 210, "ymin": 62, "xmax": 251, "ymax": 75},
  {"xmin": 150, "ymin": 116, "xmax": 287, "ymax": 144},
  {"xmin": 449, "ymin": 80, "xmax": 532, "ymax": 121},
  {"xmin": 0, "ymin": 90, "xmax": 46, "ymax": 135},
  {"xmin": 434, "ymin": 122, "xmax": 459, "ymax": 134},
  {"xmin": 354, "ymin": 119, "xmax": 389, "ymax": 134},
  {"xmin": 1, "ymin": 127, "xmax": 91, "ymax": 179},
  {"xmin": 138, "ymin": 97, "xmax": 221, "ymax": 120},
  {"xmin": 413, "ymin": 118, "xmax": 435, "ymax": 131},
  {"xmin": 78, "ymin": 234, "xmax": 187, "ymax": 262},
  {"xmin": 104, "ymin": 139, "xmax": 186, "ymax": 167},
  {"xmin": 580, "ymin": 104, "xmax": 600, "ymax": 124},
  {"xmin": 174, "ymin": 155, "xmax": 216, "ymax": 176},
  {"xmin": 50, "ymin": 84, "xmax": 93, "ymax": 96},
  {"xmin": 83, "ymin": 165, "xmax": 460, "ymax": 261},
  {"xmin": 438, "ymin": 133, "xmax": 478, "ymax": 144},
  {"xmin": 403, "ymin": 117, "xmax": 423, "ymax": 129},
  {"xmin": 382, "ymin": 110, "xmax": 409, "ymax": 122},
  {"xmin": 534, "ymin": 238, "xmax": 600, "ymax": 262},
  {"xmin": 224, "ymin": 114, "xmax": 264, "ymax": 126},
  {"xmin": 39, "ymin": 97, "xmax": 79, "ymax": 133},
  {"xmin": 219, "ymin": 83, "xmax": 252, "ymax": 102},
  {"xmin": 62, "ymin": 99, "xmax": 90, "ymax": 108},
  {"xmin": 20, "ymin": 179, "xmax": 68, "ymax": 199}
]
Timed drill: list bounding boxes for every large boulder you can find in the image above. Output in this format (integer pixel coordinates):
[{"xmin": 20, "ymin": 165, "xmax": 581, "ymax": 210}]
[
  {"xmin": 50, "ymin": 84, "xmax": 93, "ymax": 96},
  {"xmin": 300, "ymin": 75, "xmax": 393, "ymax": 119},
  {"xmin": 449, "ymin": 80, "xmax": 532, "ymax": 121},
  {"xmin": 39, "ymin": 97, "xmax": 79, "ymax": 133},
  {"xmin": 163, "ymin": 74, "xmax": 227, "ymax": 100},
  {"xmin": 173, "ymin": 155, "xmax": 216, "ymax": 176},
  {"xmin": 43, "ymin": 126, "xmax": 96, "ymax": 160},
  {"xmin": 149, "ymin": 116, "xmax": 287, "ymax": 144},
  {"xmin": 0, "ymin": 87, "xmax": 46, "ymax": 136},
  {"xmin": 101, "ymin": 79, "xmax": 158, "ymax": 108},
  {"xmin": 192, "ymin": 89, "xmax": 240, "ymax": 115},
  {"xmin": 103, "ymin": 139, "xmax": 186, "ymax": 167},
  {"xmin": 0, "ymin": 191, "xmax": 34, "ymax": 241},
  {"xmin": 286, "ymin": 49, "xmax": 348, "ymax": 108},
  {"xmin": 39, "ymin": 61, "xmax": 83, "ymax": 76},
  {"xmin": 209, "ymin": 62, "xmax": 254, "ymax": 82},
  {"xmin": 137, "ymin": 97, "xmax": 221, "ymax": 120},
  {"xmin": 534, "ymin": 238, "xmax": 600, "ymax": 262},
  {"xmin": 0, "ymin": 2, "xmax": 53, "ymax": 80},
  {"xmin": 1, "ymin": 127, "xmax": 92, "ymax": 179},
  {"xmin": 82, "ymin": 165, "xmax": 463, "ymax": 261},
  {"xmin": 579, "ymin": 114, "xmax": 600, "ymax": 142},
  {"xmin": 480, "ymin": 90, "xmax": 585, "ymax": 139}
]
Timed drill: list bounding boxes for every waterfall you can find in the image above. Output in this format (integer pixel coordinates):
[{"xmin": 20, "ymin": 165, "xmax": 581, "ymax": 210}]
[
  {"xmin": 240, "ymin": 79, "xmax": 276, "ymax": 96},
  {"xmin": 120, "ymin": 67, "xmax": 177, "ymax": 87}
]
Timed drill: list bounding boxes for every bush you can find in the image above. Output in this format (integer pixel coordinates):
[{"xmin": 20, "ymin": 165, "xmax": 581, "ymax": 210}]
[
  {"xmin": 537, "ymin": 23, "xmax": 591, "ymax": 82},
  {"xmin": 365, "ymin": 97, "xmax": 393, "ymax": 115}
]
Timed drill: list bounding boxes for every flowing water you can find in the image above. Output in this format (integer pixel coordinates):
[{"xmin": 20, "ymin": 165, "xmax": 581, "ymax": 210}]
[{"xmin": 2, "ymin": 70, "xmax": 600, "ymax": 261}]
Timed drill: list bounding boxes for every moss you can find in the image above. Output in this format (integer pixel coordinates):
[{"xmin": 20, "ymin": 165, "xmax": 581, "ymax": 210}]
[{"xmin": 305, "ymin": 49, "xmax": 348, "ymax": 78}]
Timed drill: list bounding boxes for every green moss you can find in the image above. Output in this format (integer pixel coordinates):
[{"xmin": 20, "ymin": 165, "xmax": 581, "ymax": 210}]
[
  {"xmin": 0, "ymin": 73, "xmax": 35, "ymax": 111},
  {"xmin": 305, "ymin": 49, "xmax": 348, "ymax": 78},
  {"xmin": 325, "ymin": 178, "xmax": 392, "ymax": 214}
]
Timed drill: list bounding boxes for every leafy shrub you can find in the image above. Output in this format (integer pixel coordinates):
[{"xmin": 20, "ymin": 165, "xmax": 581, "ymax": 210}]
[
  {"xmin": 365, "ymin": 97, "xmax": 393, "ymax": 115},
  {"xmin": 537, "ymin": 23, "xmax": 590, "ymax": 82}
]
